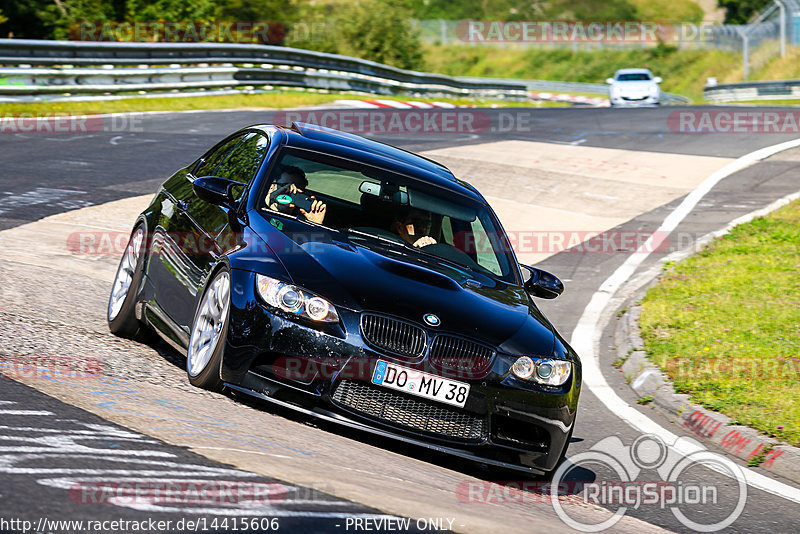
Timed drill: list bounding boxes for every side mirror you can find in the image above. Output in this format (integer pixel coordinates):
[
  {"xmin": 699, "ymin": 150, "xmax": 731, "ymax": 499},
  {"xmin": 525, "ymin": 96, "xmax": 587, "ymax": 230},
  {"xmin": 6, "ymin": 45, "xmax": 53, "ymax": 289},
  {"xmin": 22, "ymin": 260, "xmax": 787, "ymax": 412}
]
[
  {"xmin": 521, "ymin": 265, "xmax": 564, "ymax": 299},
  {"xmin": 654, "ymin": 76, "xmax": 663, "ymax": 84},
  {"xmin": 192, "ymin": 176, "xmax": 240, "ymax": 209},
  {"xmin": 605, "ymin": 77, "xmax": 614, "ymax": 84}
]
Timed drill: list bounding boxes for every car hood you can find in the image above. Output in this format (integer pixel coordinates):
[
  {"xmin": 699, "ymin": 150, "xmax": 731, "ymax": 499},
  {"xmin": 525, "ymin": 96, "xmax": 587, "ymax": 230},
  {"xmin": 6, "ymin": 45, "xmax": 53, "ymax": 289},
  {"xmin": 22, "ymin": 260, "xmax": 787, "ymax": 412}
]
[
  {"xmin": 613, "ymin": 81, "xmax": 657, "ymax": 92},
  {"xmin": 249, "ymin": 219, "xmax": 556, "ymax": 350}
]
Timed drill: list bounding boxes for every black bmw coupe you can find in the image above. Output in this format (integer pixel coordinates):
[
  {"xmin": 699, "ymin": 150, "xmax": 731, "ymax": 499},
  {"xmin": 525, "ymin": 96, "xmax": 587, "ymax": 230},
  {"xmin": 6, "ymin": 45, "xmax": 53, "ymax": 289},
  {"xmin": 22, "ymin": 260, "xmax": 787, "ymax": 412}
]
[{"xmin": 108, "ymin": 122, "xmax": 581, "ymax": 475}]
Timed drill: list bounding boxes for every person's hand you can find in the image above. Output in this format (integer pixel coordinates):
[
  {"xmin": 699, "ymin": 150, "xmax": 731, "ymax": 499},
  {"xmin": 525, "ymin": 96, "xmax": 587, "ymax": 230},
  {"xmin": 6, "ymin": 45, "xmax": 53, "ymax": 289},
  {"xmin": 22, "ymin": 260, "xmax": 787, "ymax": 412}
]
[
  {"xmin": 267, "ymin": 183, "xmax": 298, "ymax": 211},
  {"xmin": 267, "ymin": 184, "xmax": 279, "ymax": 210},
  {"xmin": 412, "ymin": 236, "xmax": 436, "ymax": 248},
  {"xmin": 301, "ymin": 199, "xmax": 326, "ymax": 224}
]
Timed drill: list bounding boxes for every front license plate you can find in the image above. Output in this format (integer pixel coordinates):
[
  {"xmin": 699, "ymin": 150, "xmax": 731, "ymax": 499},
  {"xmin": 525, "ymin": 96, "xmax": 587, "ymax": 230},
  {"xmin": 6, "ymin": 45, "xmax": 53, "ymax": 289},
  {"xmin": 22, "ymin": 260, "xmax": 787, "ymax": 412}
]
[{"xmin": 371, "ymin": 360, "xmax": 470, "ymax": 408}]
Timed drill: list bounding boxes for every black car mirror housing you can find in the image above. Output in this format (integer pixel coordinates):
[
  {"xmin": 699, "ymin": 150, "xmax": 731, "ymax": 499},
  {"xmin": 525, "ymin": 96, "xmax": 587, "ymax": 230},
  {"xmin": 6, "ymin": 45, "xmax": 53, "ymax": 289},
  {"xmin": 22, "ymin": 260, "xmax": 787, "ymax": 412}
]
[
  {"xmin": 192, "ymin": 176, "xmax": 240, "ymax": 210},
  {"xmin": 522, "ymin": 265, "xmax": 564, "ymax": 299}
]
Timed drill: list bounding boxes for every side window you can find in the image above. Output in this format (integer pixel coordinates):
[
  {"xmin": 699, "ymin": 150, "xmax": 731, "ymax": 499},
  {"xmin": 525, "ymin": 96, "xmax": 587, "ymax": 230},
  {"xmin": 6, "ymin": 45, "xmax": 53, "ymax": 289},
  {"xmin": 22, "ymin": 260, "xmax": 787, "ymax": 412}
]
[
  {"xmin": 441, "ymin": 216, "xmax": 454, "ymax": 245},
  {"xmin": 194, "ymin": 135, "xmax": 245, "ymax": 178},
  {"xmin": 214, "ymin": 133, "xmax": 270, "ymax": 186},
  {"xmin": 469, "ymin": 218, "xmax": 502, "ymax": 276}
]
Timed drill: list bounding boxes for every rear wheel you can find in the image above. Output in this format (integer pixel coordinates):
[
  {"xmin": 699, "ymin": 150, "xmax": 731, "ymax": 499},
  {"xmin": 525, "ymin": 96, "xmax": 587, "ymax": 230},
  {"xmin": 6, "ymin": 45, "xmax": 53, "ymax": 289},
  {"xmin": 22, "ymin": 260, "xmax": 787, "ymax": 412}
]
[
  {"xmin": 108, "ymin": 225, "xmax": 148, "ymax": 338},
  {"xmin": 186, "ymin": 269, "xmax": 230, "ymax": 391}
]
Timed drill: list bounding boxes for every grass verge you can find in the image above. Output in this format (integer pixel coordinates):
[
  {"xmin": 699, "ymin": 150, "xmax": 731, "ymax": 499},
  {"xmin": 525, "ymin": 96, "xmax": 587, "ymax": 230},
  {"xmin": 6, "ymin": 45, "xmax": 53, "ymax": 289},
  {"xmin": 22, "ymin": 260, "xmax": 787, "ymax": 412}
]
[
  {"xmin": 639, "ymin": 199, "xmax": 800, "ymax": 446},
  {"xmin": 423, "ymin": 43, "xmax": 740, "ymax": 102},
  {"xmin": 0, "ymin": 89, "xmax": 568, "ymax": 117},
  {"xmin": 424, "ymin": 43, "xmax": 800, "ymax": 103}
]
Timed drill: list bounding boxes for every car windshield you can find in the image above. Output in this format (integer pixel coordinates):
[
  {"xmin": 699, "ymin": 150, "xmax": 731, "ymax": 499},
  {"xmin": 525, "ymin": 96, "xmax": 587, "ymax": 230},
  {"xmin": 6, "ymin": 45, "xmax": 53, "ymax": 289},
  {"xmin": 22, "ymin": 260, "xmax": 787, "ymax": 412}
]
[
  {"xmin": 260, "ymin": 148, "xmax": 519, "ymax": 283},
  {"xmin": 617, "ymin": 73, "xmax": 652, "ymax": 81}
]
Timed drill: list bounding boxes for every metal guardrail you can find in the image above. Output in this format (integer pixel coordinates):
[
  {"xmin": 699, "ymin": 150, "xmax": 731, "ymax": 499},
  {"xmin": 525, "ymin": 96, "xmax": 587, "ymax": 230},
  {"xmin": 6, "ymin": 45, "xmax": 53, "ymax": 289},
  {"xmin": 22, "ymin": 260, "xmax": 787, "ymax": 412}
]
[
  {"xmin": 461, "ymin": 76, "xmax": 691, "ymax": 104},
  {"xmin": 704, "ymin": 79, "xmax": 800, "ymax": 102},
  {"xmin": 0, "ymin": 39, "xmax": 529, "ymax": 99},
  {"xmin": 0, "ymin": 39, "xmax": 691, "ymax": 104}
]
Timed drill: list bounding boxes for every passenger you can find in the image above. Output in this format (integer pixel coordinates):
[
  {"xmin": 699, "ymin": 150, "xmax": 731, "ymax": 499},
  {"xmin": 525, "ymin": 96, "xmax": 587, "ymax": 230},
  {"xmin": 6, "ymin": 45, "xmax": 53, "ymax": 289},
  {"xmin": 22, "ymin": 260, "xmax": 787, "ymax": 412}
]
[
  {"xmin": 266, "ymin": 165, "xmax": 326, "ymax": 224},
  {"xmin": 391, "ymin": 207, "xmax": 437, "ymax": 248}
]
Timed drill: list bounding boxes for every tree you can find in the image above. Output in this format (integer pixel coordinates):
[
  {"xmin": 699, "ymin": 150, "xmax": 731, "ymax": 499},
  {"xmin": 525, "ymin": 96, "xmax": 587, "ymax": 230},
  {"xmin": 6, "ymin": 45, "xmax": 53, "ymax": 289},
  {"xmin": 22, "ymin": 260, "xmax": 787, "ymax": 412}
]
[
  {"xmin": 337, "ymin": 0, "xmax": 424, "ymax": 69},
  {"xmin": 717, "ymin": 0, "xmax": 770, "ymax": 24}
]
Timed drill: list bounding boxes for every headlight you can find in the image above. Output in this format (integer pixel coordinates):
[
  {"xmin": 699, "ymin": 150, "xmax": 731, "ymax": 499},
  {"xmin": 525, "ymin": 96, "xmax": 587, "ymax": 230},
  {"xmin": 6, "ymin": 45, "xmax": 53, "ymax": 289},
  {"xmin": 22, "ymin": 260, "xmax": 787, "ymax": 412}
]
[
  {"xmin": 511, "ymin": 356, "xmax": 571, "ymax": 386},
  {"xmin": 611, "ymin": 86, "xmax": 621, "ymax": 96},
  {"xmin": 649, "ymin": 85, "xmax": 659, "ymax": 94},
  {"xmin": 256, "ymin": 274, "xmax": 340, "ymax": 323}
]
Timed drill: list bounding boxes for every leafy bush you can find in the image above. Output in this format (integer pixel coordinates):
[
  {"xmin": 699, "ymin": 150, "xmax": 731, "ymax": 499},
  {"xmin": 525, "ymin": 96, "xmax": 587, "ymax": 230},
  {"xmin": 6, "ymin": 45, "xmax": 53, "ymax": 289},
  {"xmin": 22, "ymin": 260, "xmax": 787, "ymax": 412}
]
[{"xmin": 289, "ymin": 0, "xmax": 424, "ymax": 70}]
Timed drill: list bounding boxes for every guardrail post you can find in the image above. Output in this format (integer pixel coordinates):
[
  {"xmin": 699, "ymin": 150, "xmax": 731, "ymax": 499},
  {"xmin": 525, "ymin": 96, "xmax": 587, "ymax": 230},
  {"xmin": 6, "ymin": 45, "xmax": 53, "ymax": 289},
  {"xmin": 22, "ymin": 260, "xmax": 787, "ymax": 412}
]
[
  {"xmin": 775, "ymin": 0, "xmax": 787, "ymax": 57},
  {"xmin": 735, "ymin": 27, "xmax": 750, "ymax": 80}
]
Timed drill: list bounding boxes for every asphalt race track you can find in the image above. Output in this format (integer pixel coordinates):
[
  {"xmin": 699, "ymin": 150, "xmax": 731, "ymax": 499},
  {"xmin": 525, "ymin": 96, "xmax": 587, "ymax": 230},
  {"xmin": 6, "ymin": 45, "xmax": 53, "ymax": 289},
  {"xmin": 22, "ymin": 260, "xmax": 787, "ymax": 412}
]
[{"xmin": 1, "ymin": 105, "xmax": 800, "ymax": 533}]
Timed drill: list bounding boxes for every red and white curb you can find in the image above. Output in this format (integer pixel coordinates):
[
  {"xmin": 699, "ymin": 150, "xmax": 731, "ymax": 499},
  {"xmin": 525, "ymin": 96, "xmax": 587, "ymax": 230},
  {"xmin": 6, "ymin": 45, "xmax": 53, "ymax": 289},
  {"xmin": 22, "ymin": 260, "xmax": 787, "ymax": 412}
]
[
  {"xmin": 529, "ymin": 92, "xmax": 609, "ymax": 107},
  {"xmin": 337, "ymin": 96, "xmax": 608, "ymax": 109},
  {"xmin": 334, "ymin": 99, "xmax": 473, "ymax": 109}
]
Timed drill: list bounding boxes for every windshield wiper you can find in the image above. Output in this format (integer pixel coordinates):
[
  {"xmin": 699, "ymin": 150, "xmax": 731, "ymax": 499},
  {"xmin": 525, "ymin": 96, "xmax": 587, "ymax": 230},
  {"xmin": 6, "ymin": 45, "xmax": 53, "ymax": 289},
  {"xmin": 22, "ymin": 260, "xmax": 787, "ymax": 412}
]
[{"xmin": 345, "ymin": 228, "xmax": 407, "ymax": 248}]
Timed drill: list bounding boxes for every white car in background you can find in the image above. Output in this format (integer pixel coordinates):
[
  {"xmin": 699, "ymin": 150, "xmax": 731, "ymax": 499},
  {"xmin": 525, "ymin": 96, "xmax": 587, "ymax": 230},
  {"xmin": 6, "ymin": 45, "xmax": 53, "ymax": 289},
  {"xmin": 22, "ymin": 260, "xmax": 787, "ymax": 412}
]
[{"xmin": 606, "ymin": 68, "xmax": 662, "ymax": 107}]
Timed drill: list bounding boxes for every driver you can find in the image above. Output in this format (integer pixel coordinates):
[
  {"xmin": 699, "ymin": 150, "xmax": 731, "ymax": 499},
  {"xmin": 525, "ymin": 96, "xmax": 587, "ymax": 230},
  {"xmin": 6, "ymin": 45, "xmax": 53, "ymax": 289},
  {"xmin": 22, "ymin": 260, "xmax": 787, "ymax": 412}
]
[
  {"xmin": 391, "ymin": 207, "xmax": 437, "ymax": 248},
  {"xmin": 266, "ymin": 165, "xmax": 326, "ymax": 224}
]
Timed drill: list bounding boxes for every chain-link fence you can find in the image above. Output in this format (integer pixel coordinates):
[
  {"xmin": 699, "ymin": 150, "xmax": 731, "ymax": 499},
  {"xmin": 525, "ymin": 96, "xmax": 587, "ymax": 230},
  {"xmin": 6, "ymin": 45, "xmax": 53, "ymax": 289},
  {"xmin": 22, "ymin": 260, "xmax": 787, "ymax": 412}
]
[{"xmin": 416, "ymin": 1, "xmax": 800, "ymax": 81}]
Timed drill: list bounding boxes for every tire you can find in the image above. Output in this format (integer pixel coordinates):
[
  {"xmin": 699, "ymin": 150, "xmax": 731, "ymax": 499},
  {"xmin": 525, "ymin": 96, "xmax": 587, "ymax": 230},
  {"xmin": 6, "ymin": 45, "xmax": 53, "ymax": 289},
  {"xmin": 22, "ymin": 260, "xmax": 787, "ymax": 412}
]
[
  {"xmin": 108, "ymin": 225, "xmax": 148, "ymax": 339},
  {"xmin": 186, "ymin": 268, "xmax": 230, "ymax": 392}
]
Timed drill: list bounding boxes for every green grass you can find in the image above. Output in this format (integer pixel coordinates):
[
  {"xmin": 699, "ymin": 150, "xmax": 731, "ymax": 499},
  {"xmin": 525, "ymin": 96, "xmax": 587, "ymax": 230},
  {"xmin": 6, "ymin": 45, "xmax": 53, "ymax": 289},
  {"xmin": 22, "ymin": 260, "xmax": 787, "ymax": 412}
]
[
  {"xmin": 736, "ymin": 97, "xmax": 800, "ymax": 107},
  {"xmin": 627, "ymin": 0, "xmax": 704, "ymax": 22},
  {"xmin": 423, "ymin": 43, "xmax": 800, "ymax": 103},
  {"xmin": 639, "ymin": 200, "xmax": 800, "ymax": 446},
  {"xmin": 0, "ymin": 90, "xmax": 341, "ymax": 116},
  {"xmin": 725, "ymin": 100, "xmax": 800, "ymax": 106},
  {"xmin": 0, "ymin": 88, "xmax": 570, "ymax": 117},
  {"xmin": 423, "ymin": 43, "xmax": 742, "ymax": 102}
]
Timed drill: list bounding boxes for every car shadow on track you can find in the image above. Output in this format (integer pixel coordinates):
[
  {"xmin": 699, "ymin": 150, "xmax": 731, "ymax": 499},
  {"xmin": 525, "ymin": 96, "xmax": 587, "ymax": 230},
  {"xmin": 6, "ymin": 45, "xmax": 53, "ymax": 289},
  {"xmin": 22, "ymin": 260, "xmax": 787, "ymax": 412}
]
[{"xmin": 134, "ymin": 336, "xmax": 594, "ymax": 501}]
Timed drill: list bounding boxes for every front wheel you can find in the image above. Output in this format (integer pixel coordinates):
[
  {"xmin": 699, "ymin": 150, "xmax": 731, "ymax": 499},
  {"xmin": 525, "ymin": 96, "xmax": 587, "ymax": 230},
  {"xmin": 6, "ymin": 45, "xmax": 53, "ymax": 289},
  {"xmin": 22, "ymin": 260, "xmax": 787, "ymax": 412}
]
[
  {"xmin": 186, "ymin": 269, "xmax": 230, "ymax": 391},
  {"xmin": 108, "ymin": 225, "xmax": 148, "ymax": 338}
]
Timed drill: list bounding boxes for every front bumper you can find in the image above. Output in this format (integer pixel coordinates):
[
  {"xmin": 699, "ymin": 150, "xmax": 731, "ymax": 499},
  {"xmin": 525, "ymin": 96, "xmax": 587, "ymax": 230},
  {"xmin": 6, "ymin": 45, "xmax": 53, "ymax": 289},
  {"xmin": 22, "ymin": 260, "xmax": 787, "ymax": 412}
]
[
  {"xmin": 610, "ymin": 93, "xmax": 660, "ymax": 106},
  {"xmin": 221, "ymin": 269, "xmax": 580, "ymax": 473}
]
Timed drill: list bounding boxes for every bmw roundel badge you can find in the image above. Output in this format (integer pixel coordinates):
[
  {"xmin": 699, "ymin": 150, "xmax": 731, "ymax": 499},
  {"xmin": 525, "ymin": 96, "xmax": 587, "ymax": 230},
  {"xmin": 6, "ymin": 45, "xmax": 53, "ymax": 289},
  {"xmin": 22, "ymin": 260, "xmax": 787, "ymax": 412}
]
[{"xmin": 423, "ymin": 313, "xmax": 441, "ymax": 327}]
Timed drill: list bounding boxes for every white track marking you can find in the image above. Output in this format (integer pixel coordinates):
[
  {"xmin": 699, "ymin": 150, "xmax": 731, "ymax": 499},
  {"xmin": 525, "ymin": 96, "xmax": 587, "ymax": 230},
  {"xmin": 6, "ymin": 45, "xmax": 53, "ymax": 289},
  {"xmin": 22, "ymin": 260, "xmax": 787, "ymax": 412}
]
[
  {"xmin": 0, "ymin": 188, "xmax": 86, "ymax": 215},
  {"xmin": 0, "ymin": 410, "xmax": 54, "ymax": 416},
  {"xmin": 570, "ymin": 137, "xmax": 800, "ymax": 502}
]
